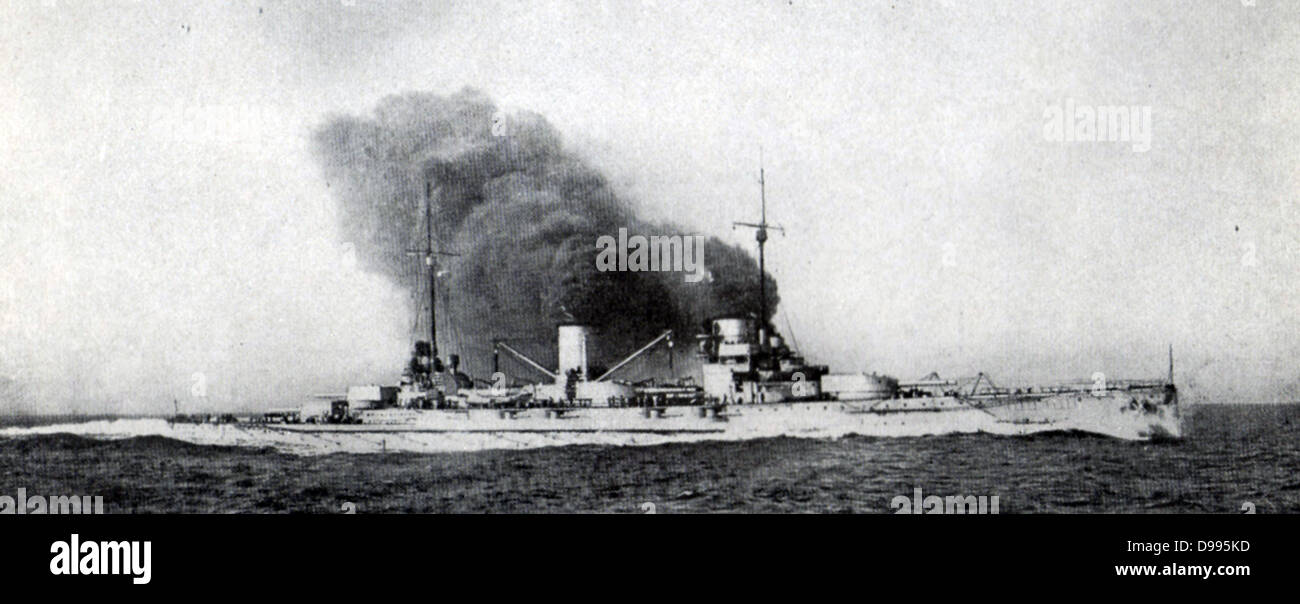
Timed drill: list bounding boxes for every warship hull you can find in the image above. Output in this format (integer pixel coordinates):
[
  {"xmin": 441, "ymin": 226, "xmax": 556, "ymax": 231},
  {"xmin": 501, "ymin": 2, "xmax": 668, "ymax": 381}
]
[{"xmin": 268, "ymin": 384, "xmax": 1180, "ymax": 442}]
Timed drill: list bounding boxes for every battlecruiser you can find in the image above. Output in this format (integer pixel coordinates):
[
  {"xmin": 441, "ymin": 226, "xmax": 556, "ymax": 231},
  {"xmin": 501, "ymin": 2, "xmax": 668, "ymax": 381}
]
[{"xmin": 265, "ymin": 166, "xmax": 1181, "ymax": 442}]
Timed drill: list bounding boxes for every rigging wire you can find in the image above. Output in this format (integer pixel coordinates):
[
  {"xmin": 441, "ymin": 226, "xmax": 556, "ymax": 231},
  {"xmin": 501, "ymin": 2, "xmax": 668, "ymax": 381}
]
[{"xmin": 782, "ymin": 309, "xmax": 801, "ymax": 352}]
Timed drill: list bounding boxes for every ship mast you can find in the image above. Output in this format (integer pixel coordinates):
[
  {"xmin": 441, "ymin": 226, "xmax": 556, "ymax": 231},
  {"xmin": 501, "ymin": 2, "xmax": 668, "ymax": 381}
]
[
  {"xmin": 733, "ymin": 152, "xmax": 783, "ymax": 351},
  {"xmin": 1168, "ymin": 344, "xmax": 1174, "ymax": 384},
  {"xmin": 409, "ymin": 180, "xmax": 459, "ymax": 366},
  {"xmin": 425, "ymin": 180, "xmax": 436, "ymax": 360},
  {"xmin": 758, "ymin": 163, "xmax": 767, "ymax": 345}
]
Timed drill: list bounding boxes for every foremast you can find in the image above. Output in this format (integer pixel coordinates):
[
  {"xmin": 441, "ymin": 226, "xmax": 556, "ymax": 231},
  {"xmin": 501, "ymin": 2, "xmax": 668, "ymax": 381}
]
[{"xmin": 401, "ymin": 180, "xmax": 462, "ymax": 406}]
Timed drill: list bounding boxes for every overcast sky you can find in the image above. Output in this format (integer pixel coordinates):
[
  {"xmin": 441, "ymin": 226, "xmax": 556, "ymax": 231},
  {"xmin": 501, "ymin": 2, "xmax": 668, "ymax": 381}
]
[{"xmin": 2, "ymin": 0, "xmax": 1297, "ymax": 413}]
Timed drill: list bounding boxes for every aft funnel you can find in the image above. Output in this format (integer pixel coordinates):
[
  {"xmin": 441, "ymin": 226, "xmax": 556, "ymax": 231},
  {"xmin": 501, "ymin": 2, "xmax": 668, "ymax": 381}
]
[{"xmin": 557, "ymin": 324, "xmax": 591, "ymax": 381}]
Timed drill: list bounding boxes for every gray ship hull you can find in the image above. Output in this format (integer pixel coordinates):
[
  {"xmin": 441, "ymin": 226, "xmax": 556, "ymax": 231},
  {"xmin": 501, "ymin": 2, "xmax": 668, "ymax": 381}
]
[{"xmin": 266, "ymin": 384, "xmax": 1180, "ymax": 442}]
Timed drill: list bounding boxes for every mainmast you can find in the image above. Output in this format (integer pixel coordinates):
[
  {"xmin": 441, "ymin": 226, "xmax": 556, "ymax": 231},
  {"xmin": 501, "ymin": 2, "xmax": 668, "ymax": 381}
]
[
  {"xmin": 758, "ymin": 163, "xmax": 767, "ymax": 344},
  {"xmin": 733, "ymin": 153, "xmax": 783, "ymax": 351}
]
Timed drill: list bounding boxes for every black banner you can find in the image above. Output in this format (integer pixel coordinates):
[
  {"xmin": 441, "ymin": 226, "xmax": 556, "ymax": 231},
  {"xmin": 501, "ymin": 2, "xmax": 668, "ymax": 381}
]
[{"xmin": 1, "ymin": 514, "xmax": 1284, "ymax": 595}]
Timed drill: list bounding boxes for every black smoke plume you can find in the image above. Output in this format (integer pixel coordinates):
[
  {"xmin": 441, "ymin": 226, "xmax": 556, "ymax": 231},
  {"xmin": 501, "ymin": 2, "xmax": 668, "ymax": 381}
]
[{"xmin": 311, "ymin": 88, "xmax": 777, "ymax": 379}]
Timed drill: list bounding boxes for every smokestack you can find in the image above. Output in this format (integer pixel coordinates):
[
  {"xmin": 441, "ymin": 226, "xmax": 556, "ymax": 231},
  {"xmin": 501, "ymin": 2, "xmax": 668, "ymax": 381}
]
[{"xmin": 556, "ymin": 324, "xmax": 590, "ymax": 382}]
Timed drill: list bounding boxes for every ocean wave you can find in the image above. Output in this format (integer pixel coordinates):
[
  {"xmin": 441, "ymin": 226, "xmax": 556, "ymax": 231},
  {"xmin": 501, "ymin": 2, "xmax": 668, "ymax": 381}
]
[
  {"xmin": 0, "ymin": 418, "xmax": 767, "ymax": 455},
  {"xmin": 0, "ymin": 409, "xmax": 1160, "ymax": 456}
]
